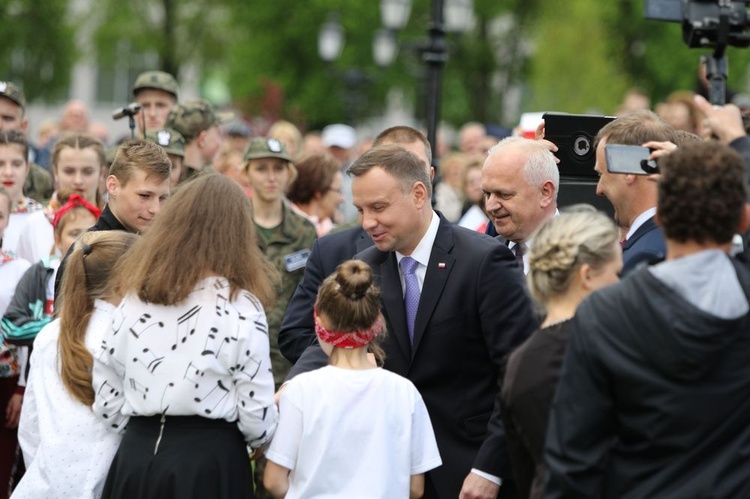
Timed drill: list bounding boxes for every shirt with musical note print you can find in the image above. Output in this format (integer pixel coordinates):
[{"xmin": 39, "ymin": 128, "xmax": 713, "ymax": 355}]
[{"xmin": 91, "ymin": 276, "xmax": 278, "ymax": 450}]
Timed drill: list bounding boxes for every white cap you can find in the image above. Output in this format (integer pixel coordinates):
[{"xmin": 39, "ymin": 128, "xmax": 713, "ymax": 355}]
[{"xmin": 322, "ymin": 124, "xmax": 356, "ymax": 149}]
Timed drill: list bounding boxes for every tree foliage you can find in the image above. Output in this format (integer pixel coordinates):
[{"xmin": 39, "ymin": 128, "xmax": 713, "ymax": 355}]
[{"xmin": 0, "ymin": 0, "xmax": 76, "ymax": 102}]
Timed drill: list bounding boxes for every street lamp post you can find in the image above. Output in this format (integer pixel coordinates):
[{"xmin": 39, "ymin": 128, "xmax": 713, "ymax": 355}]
[
  {"xmin": 423, "ymin": 0, "xmax": 447, "ymax": 169},
  {"xmin": 379, "ymin": 0, "xmax": 473, "ymax": 168}
]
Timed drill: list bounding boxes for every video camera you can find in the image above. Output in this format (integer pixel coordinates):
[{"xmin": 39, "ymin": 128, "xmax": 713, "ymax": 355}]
[
  {"xmin": 646, "ymin": 0, "xmax": 750, "ymax": 104},
  {"xmin": 646, "ymin": 0, "xmax": 750, "ymax": 49}
]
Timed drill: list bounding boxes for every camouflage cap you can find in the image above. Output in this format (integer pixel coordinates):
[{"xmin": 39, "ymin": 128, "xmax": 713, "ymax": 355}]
[
  {"xmin": 243, "ymin": 137, "xmax": 292, "ymax": 162},
  {"xmin": 132, "ymin": 70, "xmax": 180, "ymax": 100},
  {"xmin": 0, "ymin": 81, "xmax": 26, "ymax": 110},
  {"xmin": 165, "ymin": 99, "xmax": 233, "ymax": 142},
  {"xmin": 145, "ymin": 128, "xmax": 186, "ymax": 158}
]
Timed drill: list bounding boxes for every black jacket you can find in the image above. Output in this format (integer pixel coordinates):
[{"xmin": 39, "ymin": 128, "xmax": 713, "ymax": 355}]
[{"xmin": 545, "ymin": 261, "xmax": 750, "ymax": 498}]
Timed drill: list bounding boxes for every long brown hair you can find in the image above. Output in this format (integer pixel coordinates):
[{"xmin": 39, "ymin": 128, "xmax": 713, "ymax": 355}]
[
  {"xmin": 316, "ymin": 260, "xmax": 386, "ymax": 364},
  {"xmin": 114, "ymin": 173, "xmax": 277, "ymax": 306},
  {"xmin": 58, "ymin": 231, "xmax": 138, "ymax": 405}
]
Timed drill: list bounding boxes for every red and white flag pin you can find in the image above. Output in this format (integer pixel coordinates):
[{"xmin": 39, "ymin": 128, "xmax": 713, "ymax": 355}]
[{"xmin": 438, "ymin": 262, "xmax": 446, "ymax": 269}]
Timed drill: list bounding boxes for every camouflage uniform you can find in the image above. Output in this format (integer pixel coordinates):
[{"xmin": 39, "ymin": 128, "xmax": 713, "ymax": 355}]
[
  {"xmin": 165, "ymin": 100, "xmax": 231, "ymax": 182},
  {"xmin": 132, "ymin": 70, "xmax": 180, "ymax": 100},
  {"xmin": 24, "ymin": 163, "xmax": 53, "ymax": 203},
  {"xmin": 256, "ymin": 202, "xmax": 317, "ymax": 388}
]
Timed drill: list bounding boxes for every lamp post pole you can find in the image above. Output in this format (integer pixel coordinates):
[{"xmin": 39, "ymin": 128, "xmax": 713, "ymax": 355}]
[{"xmin": 424, "ymin": 0, "xmax": 447, "ymax": 170}]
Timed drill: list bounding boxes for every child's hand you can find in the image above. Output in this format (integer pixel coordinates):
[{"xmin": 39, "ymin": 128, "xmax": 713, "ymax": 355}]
[{"xmin": 5, "ymin": 393, "xmax": 22, "ymax": 428}]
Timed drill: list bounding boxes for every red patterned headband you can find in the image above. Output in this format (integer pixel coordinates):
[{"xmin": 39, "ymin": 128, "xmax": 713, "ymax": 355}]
[
  {"xmin": 314, "ymin": 308, "xmax": 383, "ymax": 349},
  {"xmin": 52, "ymin": 194, "xmax": 101, "ymax": 230}
]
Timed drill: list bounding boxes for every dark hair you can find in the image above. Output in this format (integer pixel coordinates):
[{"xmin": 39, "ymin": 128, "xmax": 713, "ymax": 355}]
[
  {"xmin": 0, "ymin": 130, "xmax": 29, "ymax": 161},
  {"xmin": 373, "ymin": 126, "xmax": 432, "ymax": 165},
  {"xmin": 0, "ymin": 187, "xmax": 11, "ymax": 213},
  {"xmin": 287, "ymin": 154, "xmax": 339, "ymax": 204},
  {"xmin": 595, "ymin": 110, "xmax": 679, "ymax": 148},
  {"xmin": 109, "ymin": 139, "xmax": 171, "ymax": 185},
  {"xmin": 59, "ymin": 231, "xmax": 139, "ymax": 405},
  {"xmin": 658, "ymin": 141, "xmax": 746, "ymax": 244},
  {"xmin": 347, "ymin": 145, "xmax": 433, "ymax": 198},
  {"xmin": 114, "ymin": 173, "xmax": 277, "ymax": 306},
  {"xmin": 316, "ymin": 260, "xmax": 385, "ymax": 364}
]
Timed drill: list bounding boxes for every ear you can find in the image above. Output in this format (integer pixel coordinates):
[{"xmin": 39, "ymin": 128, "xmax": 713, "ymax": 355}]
[
  {"xmin": 196, "ymin": 129, "xmax": 208, "ymax": 148},
  {"xmin": 429, "ymin": 166, "xmax": 435, "ymax": 181},
  {"xmin": 106, "ymin": 175, "xmax": 119, "ymax": 199},
  {"xmin": 578, "ymin": 263, "xmax": 595, "ymax": 291},
  {"xmin": 738, "ymin": 203, "xmax": 750, "ymax": 234},
  {"xmin": 412, "ymin": 181, "xmax": 428, "ymax": 209},
  {"xmin": 539, "ymin": 180, "xmax": 555, "ymax": 208},
  {"xmin": 623, "ymin": 173, "xmax": 638, "ymax": 186},
  {"xmin": 19, "ymin": 118, "xmax": 28, "ymax": 134}
]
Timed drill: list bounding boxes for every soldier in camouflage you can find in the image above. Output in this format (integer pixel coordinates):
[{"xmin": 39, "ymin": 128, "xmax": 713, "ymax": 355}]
[
  {"xmin": 0, "ymin": 81, "xmax": 54, "ymax": 202},
  {"xmin": 165, "ymin": 100, "xmax": 231, "ymax": 183},
  {"xmin": 132, "ymin": 70, "xmax": 180, "ymax": 138},
  {"xmin": 244, "ymin": 136, "xmax": 316, "ymax": 499},
  {"xmin": 145, "ymin": 127, "xmax": 186, "ymax": 188}
]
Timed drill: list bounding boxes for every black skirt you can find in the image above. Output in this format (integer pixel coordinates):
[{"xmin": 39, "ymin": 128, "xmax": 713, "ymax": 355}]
[{"xmin": 102, "ymin": 415, "xmax": 254, "ymax": 499}]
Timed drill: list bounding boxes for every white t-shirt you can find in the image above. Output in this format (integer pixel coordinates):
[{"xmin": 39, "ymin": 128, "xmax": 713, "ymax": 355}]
[
  {"xmin": 3, "ymin": 198, "xmax": 43, "ymax": 255},
  {"xmin": 91, "ymin": 276, "xmax": 278, "ymax": 449},
  {"xmin": 15, "ymin": 209, "xmax": 55, "ymax": 264},
  {"xmin": 266, "ymin": 366, "xmax": 442, "ymax": 498},
  {"xmin": 15, "ymin": 303, "xmax": 120, "ymax": 499}
]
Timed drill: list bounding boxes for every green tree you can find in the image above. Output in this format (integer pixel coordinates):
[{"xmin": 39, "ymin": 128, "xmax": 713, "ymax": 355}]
[{"xmin": 0, "ymin": 0, "xmax": 76, "ymax": 102}]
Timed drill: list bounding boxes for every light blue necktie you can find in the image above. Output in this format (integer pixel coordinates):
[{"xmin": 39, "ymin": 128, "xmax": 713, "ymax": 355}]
[{"xmin": 400, "ymin": 256, "xmax": 420, "ymax": 345}]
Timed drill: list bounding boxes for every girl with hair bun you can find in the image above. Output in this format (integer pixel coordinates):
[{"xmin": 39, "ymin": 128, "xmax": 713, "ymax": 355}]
[
  {"xmin": 264, "ymin": 260, "xmax": 442, "ymax": 499},
  {"xmin": 500, "ymin": 207, "xmax": 622, "ymax": 499}
]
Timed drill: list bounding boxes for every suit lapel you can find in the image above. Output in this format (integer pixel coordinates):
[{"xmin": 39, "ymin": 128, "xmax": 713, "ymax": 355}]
[
  {"xmin": 623, "ymin": 216, "xmax": 656, "ymax": 250},
  {"xmin": 411, "ymin": 218, "xmax": 455, "ymax": 358}
]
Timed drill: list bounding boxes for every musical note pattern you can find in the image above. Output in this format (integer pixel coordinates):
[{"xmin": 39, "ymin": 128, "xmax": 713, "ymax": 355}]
[{"xmin": 91, "ymin": 276, "xmax": 278, "ymax": 447}]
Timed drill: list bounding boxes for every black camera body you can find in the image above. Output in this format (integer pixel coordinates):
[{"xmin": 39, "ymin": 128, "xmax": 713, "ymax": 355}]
[
  {"xmin": 645, "ymin": 0, "xmax": 750, "ymax": 49},
  {"xmin": 542, "ymin": 112, "xmax": 615, "ymax": 178}
]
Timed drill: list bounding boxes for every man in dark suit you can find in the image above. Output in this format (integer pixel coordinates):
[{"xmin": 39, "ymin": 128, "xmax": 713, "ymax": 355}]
[
  {"xmin": 279, "ymin": 126, "xmax": 434, "ymax": 363},
  {"xmin": 287, "ymin": 146, "xmax": 536, "ymax": 499},
  {"xmin": 593, "ymin": 110, "xmax": 680, "ymax": 275}
]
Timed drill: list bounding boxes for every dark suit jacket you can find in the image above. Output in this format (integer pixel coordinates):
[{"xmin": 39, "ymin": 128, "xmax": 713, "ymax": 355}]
[
  {"xmin": 288, "ymin": 215, "xmax": 537, "ymax": 498},
  {"xmin": 278, "ymin": 225, "xmax": 372, "ymax": 363},
  {"xmin": 621, "ymin": 216, "xmax": 665, "ymax": 276}
]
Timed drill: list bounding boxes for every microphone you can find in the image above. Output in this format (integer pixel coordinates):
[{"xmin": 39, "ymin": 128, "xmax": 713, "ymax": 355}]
[{"xmin": 112, "ymin": 102, "xmax": 142, "ymax": 120}]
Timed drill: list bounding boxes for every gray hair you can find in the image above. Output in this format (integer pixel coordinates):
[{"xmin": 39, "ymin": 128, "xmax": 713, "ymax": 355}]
[{"xmin": 487, "ymin": 136, "xmax": 559, "ymax": 199}]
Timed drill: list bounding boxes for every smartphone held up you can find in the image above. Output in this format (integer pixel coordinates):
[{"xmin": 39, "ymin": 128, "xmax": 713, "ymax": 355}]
[{"xmin": 605, "ymin": 144, "xmax": 659, "ymax": 175}]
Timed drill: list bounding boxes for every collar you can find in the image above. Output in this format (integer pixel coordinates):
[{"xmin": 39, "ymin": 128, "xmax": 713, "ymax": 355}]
[
  {"xmin": 626, "ymin": 207, "xmax": 657, "ymax": 241},
  {"xmin": 396, "ymin": 210, "xmax": 439, "ymax": 268}
]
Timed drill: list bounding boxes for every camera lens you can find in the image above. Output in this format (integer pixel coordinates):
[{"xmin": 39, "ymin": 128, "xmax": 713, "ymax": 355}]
[{"xmin": 573, "ymin": 135, "xmax": 591, "ymax": 157}]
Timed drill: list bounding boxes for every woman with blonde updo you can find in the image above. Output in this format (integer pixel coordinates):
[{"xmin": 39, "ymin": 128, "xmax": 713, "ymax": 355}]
[{"xmin": 500, "ymin": 207, "xmax": 622, "ymax": 499}]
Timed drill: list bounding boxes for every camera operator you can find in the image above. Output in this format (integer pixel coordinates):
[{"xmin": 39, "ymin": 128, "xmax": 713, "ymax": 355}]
[
  {"xmin": 593, "ymin": 111, "xmax": 680, "ymax": 275},
  {"xmin": 545, "ymin": 139, "xmax": 750, "ymax": 497}
]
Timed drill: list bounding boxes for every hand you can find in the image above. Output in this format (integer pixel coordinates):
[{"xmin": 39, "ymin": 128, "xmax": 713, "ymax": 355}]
[
  {"xmin": 643, "ymin": 140, "xmax": 677, "ymax": 162},
  {"xmin": 694, "ymin": 95, "xmax": 746, "ymax": 144},
  {"xmin": 458, "ymin": 472, "xmax": 500, "ymax": 499},
  {"xmin": 5, "ymin": 393, "xmax": 22, "ymax": 429},
  {"xmin": 534, "ymin": 121, "xmax": 561, "ymax": 164}
]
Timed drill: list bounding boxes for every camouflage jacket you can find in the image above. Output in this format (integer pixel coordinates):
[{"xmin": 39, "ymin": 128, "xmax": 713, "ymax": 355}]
[
  {"xmin": 24, "ymin": 163, "xmax": 54, "ymax": 204},
  {"xmin": 256, "ymin": 202, "xmax": 316, "ymax": 387}
]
